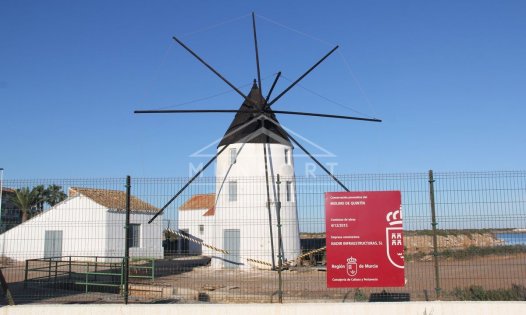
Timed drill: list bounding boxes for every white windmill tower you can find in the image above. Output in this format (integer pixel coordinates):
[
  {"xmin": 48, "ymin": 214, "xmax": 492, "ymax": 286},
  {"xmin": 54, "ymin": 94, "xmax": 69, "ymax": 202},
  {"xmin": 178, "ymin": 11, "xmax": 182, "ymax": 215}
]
[
  {"xmin": 136, "ymin": 13, "xmax": 381, "ymax": 269},
  {"xmin": 209, "ymin": 80, "xmax": 300, "ymax": 268}
]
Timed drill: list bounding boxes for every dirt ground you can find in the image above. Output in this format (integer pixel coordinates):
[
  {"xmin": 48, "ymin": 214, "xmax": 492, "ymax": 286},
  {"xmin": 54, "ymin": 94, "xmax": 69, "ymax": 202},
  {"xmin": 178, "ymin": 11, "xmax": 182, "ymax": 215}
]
[{"xmin": 1, "ymin": 254, "xmax": 525, "ymax": 304}]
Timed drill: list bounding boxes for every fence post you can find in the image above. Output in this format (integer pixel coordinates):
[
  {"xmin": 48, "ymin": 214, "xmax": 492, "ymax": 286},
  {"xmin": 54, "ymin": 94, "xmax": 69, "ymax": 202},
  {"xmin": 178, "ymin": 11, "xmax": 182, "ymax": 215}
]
[
  {"xmin": 24, "ymin": 260, "xmax": 29, "ymax": 288},
  {"xmin": 123, "ymin": 175, "xmax": 131, "ymax": 304},
  {"xmin": 151, "ymin": 259, "xmax": 155, "ymax": 281},
  {"xmin": 94, "ymin": 256, "xmax": 98, "ymax": 282},
  {"xmin": 47, "ymin": 259, "xmax": 51, "ymax": 283},
  {"xmin": 428, "ymin": 170, "xmax": 441, "ymax": 299},
  {"xmin": 275, "ymin": 174, "xmax": 283, "ymax": 303},
  {"xmin": 68, "ymin": 256, "xmax": 72, "ymax": 280},
  {"xmin": 85, "ymin": 262, "xmax": 89, "ymax": 293}
]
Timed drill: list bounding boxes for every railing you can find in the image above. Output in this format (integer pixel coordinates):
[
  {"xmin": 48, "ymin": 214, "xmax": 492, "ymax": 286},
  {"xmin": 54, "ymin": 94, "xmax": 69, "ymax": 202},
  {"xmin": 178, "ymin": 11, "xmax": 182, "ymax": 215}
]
[{"xmin": 24, "ymin": 256, "xmax": 155, "ymax": 293}]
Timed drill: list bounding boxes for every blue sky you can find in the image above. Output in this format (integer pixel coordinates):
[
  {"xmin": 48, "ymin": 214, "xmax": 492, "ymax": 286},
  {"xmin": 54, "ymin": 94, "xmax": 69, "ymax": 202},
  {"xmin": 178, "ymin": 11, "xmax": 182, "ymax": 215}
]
[{"xmin": 1, "ymin": 0, "xmax": 525, "ymax": 179}]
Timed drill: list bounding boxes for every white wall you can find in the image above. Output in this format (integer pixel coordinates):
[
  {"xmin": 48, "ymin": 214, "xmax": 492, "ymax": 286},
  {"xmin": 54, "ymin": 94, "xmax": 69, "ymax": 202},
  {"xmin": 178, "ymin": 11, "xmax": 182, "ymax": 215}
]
[
  {"xmin": 0, "ymin": 195, "xmax": 164, "ymax": 262},
  {"xmin": 209, "ymin": 143, "xmax": 301, "ymax": 268},
  {"xmin": 105, "ymin": 211, "xmax": 164, "ymax": 260},
  {"xmin": 0, "ymin": 196, "xmax": 107, "ymax": 261},
  {"xmin": 178, "ymin": 209, "xmax": 211, "ymax": 255}
]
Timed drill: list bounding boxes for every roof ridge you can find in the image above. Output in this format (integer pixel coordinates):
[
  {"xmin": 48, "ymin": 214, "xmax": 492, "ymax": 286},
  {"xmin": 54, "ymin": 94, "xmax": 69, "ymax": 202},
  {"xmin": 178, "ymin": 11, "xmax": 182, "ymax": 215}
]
[
  {"xmin": 69, "ymin": 187, "xmax": 159, "ymax": 213},
  {"xmin": 179, "ymin": 194, "xmax": 216, "ymax": 214}
]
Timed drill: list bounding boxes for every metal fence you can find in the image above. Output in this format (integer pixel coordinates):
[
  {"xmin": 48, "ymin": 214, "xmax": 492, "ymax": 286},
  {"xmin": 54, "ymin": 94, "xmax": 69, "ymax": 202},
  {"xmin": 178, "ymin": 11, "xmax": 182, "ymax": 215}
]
[{"xmin": 0, "ymin": 171, "xmax": 525, "ymax": 304}]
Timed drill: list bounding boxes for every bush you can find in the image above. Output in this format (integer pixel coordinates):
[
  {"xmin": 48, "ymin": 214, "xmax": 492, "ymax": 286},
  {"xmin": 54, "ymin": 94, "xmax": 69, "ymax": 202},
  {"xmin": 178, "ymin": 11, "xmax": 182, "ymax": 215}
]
[
  {"xmin": 451, "ymin": 284, "xmax": 526, "ymax": 301},
  {"xmin": 440, "ymin": 245, "xmax": 526, "ymax": 260},
  {"xmin": 405, "ymin": 245, "xmax": 526, "ymax": 261},
  {"xmin": 405, "ymin": 229, "xmax": 513, "ymax": 237},
  {"xmin": 354, "ymin": 289, "xmax": 368, "ymax": 302}
]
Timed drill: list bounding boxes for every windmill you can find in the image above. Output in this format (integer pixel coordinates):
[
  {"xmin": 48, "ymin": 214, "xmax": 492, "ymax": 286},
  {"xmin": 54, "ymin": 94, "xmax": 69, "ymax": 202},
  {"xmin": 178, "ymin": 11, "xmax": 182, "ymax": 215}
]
[{"xmin": 135, "ymin": 13, "xmax": 381, "ymax": 269}]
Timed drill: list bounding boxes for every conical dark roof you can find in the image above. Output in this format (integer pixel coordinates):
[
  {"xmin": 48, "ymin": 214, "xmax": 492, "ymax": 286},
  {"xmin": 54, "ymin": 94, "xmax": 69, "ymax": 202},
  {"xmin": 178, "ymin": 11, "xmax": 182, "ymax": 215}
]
[{"xmin": 218, "ymin": 81, "xmax": 292, "ymax": 147}]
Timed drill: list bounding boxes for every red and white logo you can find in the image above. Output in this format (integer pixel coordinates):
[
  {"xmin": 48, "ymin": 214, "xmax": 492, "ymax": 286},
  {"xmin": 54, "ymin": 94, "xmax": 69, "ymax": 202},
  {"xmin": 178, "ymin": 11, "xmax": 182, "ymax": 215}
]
[
  {"xmin": 346, "ymin": 257, "xmax": 358, "ymax": 277},
  {"xmin": 386, "ymin": 209, "xmax": 404, "ymax": 269}
]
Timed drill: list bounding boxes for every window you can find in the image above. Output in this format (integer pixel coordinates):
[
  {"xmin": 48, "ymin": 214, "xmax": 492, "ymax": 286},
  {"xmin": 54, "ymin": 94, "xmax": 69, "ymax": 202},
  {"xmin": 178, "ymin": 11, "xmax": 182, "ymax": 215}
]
[
  {"xmin": 228, "ymin": 181, "xmax": 237, "ymax": 202},
  {"xmin": 230, "ymin": 148, "xmax": 237, "ymax": 165},
  {"xmin": 286, "ymin": 181, "xmax": 293, "ymax": 202},
  {"xmin": 199, "ymin": 224, "xmax": 204, "ymax": 235},
  {"xmin": 128, "ymin": 224, "xmax": 141, "ymax": 248},
  {"xmin": 284, "ymin": 149, "xmax": 290, "ymax": 164}
]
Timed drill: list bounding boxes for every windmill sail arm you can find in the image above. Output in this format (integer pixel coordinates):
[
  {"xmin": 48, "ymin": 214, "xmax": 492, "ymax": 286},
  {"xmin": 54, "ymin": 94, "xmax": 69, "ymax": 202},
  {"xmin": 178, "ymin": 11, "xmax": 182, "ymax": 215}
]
[
  {"xmin": 265, "ymin": 72, "xmax": 282, "ymax": 104},
  {"xmin": 268, "ymin": 45, "xmax": 339, "ymax": 107},
  {"xmin": 134, "ymin": 109, "xmax": 245, "ymax": 114},
  {"xmin": 147, "ymin": 143, "xmax": 230, "ymax": 224},
  {"xmin": 252, "ymin": 12, "xmax": 263, "ymax": 92},
  {"xmin": 214, "ymin": 142, "xmax": 248, "ymax": 206},
  {"xmin": 287, "ymin": 133, "xmax": 350, "ymax": 192},
  {"xmin": 172, "ymin": 36, "xmax": 258, "ymax": 110},
  {"xmin": 134, "ymin": 109, "xmax": 382, "ymax": 123},
  {"xmin": 262, "ymin": 140, "xmax": 276, "ymax": 269},
  {"xmin": 272, "ymin": 110, "xmax": 382, "ymax": 122}
]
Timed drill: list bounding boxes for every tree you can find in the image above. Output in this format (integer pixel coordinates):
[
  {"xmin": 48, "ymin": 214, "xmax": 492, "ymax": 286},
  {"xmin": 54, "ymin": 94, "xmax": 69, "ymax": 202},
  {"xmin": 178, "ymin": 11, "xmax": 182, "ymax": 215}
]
[
  {"xmin": 9, "ymin": 187, "xmax": 38, "ymax": 222},
  {"xmin": 32, "ymin": 185, "xmax": 47, "ymax": 213},
  {"xmin": 45, "ymin": 184, "xmax": 67, "ymax": 207},
  {"xmin": 8, "ymin": 185, "xmax": 67, "ymax": 224}
]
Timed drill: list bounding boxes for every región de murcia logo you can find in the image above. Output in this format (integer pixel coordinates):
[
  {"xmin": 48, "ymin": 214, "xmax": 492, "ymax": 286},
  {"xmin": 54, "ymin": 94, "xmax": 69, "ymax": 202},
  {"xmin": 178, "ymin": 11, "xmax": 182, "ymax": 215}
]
[
  {"xmin": 346, "ymin": 256, "xmax": 358, "ymax": 277},
  {"xmin": 386, "ymin": 208, "xmax": 404, "ymax": 269}
]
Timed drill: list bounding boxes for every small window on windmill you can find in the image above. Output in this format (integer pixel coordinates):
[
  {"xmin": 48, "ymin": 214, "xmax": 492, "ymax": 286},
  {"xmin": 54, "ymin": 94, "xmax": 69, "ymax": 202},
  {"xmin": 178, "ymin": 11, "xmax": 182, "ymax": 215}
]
[
  {"xmin": 230, "ymin": 148, "xmax": 237, "ymax": 165},
  {"xmin": 286, "ymin": 181, "xmax": 293, "ymax": 202},
  {"xmin": 284, "ymin": 149, "xmax": 290, "ymax": 164},
  {"xmin": 229, "ymin": 181, "xmax": 237, "ymax": 202},
  {"xmin": 199, "ymin": 224, "xmax": 204, "ymax": 235}
]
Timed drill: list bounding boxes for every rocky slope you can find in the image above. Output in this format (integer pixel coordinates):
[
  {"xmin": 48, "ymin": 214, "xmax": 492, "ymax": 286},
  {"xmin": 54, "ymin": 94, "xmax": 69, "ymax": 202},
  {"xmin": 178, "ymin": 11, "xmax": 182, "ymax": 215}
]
[{"xmin": 404, "ymin": 233, "xmax": 504, "ymax": 254}]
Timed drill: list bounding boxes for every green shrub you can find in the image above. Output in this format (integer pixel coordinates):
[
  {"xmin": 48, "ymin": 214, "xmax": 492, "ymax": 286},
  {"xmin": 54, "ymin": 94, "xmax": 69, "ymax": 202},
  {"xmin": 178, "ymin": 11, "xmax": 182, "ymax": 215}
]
[
  {"xmin": 441, "ymin": 245, "xmax": 526, "ymax": 260},
  {"xmin": 451, "ymin": 284, "xmax": 526, "ymax": 301},
  {"xmin": 406, "ymin": 245, "xmax": 526, "ymax": 261},
  {"xmin": 354, "ymin": 289, "xmax": 368, "ymax": 302},
  {"xmin": 405, "ymin": 228, "xmax": 513, "ymax": 237}
]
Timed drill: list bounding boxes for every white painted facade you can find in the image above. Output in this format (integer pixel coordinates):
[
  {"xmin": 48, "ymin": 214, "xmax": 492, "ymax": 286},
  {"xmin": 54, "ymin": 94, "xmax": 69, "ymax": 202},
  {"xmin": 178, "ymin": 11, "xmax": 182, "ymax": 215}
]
[
  {"xmin": 177, "ymin": 208, "xmax": 214, "ymax": 255},
  {"xmin": 0, "ymin": 194, "xmax": 163, "ymax": 262},
  {"xmin": 205, "ymin": 142, "xmax": 301, "ymax": 268}
]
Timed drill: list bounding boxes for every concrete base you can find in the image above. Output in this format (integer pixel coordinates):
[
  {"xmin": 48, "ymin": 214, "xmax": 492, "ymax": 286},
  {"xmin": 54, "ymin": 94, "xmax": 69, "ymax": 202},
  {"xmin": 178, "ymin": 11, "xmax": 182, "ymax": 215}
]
[{"xmin": 2, "ymin": 302, "xmax": 526, "ymax": 315}]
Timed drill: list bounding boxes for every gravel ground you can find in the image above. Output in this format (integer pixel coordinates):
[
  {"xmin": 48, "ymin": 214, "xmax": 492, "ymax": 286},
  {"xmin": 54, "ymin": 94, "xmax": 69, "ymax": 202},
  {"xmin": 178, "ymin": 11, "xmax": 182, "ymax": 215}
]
[{"xmin": 1, "ymin": 254, "xmax": 525, "ymax": 304}]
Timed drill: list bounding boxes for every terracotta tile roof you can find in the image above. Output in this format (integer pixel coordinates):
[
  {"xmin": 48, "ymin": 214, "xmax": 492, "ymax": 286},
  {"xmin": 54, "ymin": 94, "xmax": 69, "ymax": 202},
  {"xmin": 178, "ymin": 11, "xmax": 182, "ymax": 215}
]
[
  {"xmin": 179, "ymin": 194, "xmax": 215, "ymax": 216},
  {"xmin": 203, "ymin": 206, "xmax": 215, "ymax": 216},
  {"xmin": 69, "ymin": 187, "xmax": 159, "ymax": 213}
]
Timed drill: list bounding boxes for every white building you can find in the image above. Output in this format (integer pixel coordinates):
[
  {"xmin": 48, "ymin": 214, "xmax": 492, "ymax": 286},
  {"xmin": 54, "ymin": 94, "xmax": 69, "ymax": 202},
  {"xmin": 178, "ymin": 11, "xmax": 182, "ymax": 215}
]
[
  {"xmin": 179, "ymin": 81, "xmax": 301, "ymax": 269},
  {"xmin": 0, "ymin": 187, "xmax": 164, "ymax": 262},
  {"xmin": 177, "ymin": 193, "xmax": 215, "ymax": 255}
]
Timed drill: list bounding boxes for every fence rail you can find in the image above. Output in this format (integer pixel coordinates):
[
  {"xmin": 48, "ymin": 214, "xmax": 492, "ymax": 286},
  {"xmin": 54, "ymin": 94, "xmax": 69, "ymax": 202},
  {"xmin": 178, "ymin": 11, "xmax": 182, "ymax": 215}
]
[
  {"xmin": 23, "ymin": 256, "xmax": 155, "ymax": 295},
  {"xmin": 0, "ymin": 171, "xmax": 525, "ymax": 304}
]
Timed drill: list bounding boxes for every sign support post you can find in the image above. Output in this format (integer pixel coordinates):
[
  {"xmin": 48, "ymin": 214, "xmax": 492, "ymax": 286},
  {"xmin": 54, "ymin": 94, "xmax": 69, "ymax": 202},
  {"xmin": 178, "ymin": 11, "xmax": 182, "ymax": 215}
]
[{"xmin": 428, "ymin": 170, "xmax": 441, "ymax": 298}]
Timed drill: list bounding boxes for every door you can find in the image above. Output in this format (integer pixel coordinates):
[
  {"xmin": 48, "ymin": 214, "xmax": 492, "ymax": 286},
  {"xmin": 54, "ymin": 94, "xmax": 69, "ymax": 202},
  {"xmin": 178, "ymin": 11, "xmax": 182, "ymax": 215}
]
[
  {"xmin": 223, "ymin": 229, "xmax": 240, "ymax": 268},
  {"xmin": 44, "ymin": 230, "xmax": 63, "ymax": 259}
]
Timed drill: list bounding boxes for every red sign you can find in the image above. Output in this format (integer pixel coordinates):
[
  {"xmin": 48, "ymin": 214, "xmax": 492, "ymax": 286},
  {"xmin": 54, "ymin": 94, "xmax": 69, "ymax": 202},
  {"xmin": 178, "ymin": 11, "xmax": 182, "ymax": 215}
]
[{"xmin": 325, "ymin": 191, "xmax": 404, "ymax": 288}]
